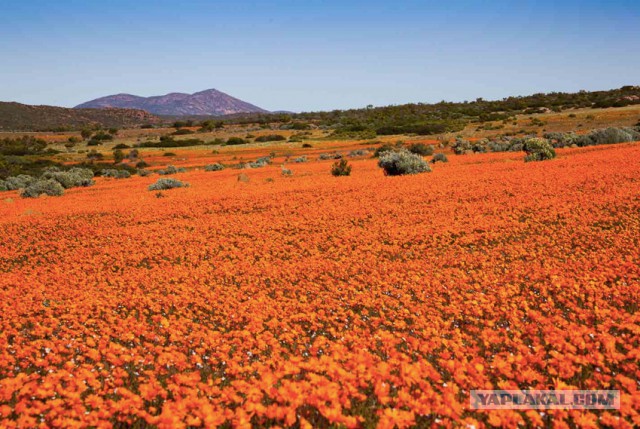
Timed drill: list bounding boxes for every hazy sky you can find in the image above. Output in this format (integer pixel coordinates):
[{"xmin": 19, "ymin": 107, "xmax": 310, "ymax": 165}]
[{"xmin": 1, "ymin": 0, "xmax": 638, "ymax": 112}]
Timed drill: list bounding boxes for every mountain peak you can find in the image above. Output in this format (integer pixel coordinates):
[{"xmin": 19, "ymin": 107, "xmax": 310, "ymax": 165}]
[{"xmin": 75, "ymin": 89, "xmax": 268, "ymax": 116}]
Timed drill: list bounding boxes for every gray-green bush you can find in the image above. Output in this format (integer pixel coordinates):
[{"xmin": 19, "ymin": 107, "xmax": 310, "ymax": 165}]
[
  {"xmin": 431, "ymin": 153, "xmax": 448, "ymax": 163},
  {"xmin": 20, "ymin": 179, "xmax": 65, "ymax": 198},
  {"xmin": 378, "ymin": 150, "xmax": 431, "ymax": 175},
  {"xmin": 157, "ymin": 165, "xmax": 186, "ymax": 175},
  {"xmin": 101, "ymin": 169, "xmax": 131, "ymax": 179},
  {"xmin": 148, "ymin": 178, "xmax": 189, "ymax": 191},
  {"xmin": 204, "ymin": 163, "xmax": 225, "ymax": 171},
  {"xmin": 523, "ymin": 138, "xmax": 556, "ymax": 162},
  {"xmin": 4, "ymin": 175, "xmax": 36, "ymax": 190}
]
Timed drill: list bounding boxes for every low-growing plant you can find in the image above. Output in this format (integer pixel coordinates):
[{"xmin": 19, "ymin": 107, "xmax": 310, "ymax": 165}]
[
  {"xmin": 137, "ymin": 169, "xmax": 153, "ymax": 177},
  {"xmin": 42, "ymin": 168, "xmax": 95, "ymax": 188},
  {"xmin": 378, "ymin": 150, "xmax": 431, "ymax": 175},
  {"xmin": 205, "ymin": 163, "xmax": 225, "ymax": 172},
  {"xmin": 523, "ymin": 138, "xmax": 556, "ymax": 162},
  {"xmin": 226, "ymin": 137, "xmax": 247, "ymax": 145},
  {"xmin": 20, "ymin": 179, "xmax": 64, "ymax": 198},
  {"xmin": 407, "ymin": 143, "xmax": 434, "ymax": 156},
  {"xmin": 4, "ymin": 175, "xmax": 36, "ymax": 190},
  {"xmin": 319, "ymin": 152, "xmax": 343, "ymax": 160},
  {"xmin": 452, "ymin": 138, "xmax": 472, "ymax": 155},
  {"xmin": 331, "ymin": 159, "xmax": 352, "ymax": 176},
  {"xmin": 293, "ymin": 156, "xmax": 307, "ymax": 163},
  {"xmin": 148, "ymin": 178, "xmax": 189, "ymax": 191},
  {"xmin": 373, "ymin": 144, "xmax": 396, "ymax": 157},
  {"xmin": 255, "ymin": 134, "xmax": 286, "ymax": 142},
  {"xmin": 431, "ymin": 153, "xmax": 449, "ymax": 163},
  {"xmin": 281, "ymin": 166, "xmax": 293, "ymax": 176},
  {"xmin": 101, "ymin": 169, "xmax": 131, "ymax": 179},
  {"xmin": 302, "ymin": 143, "xmax": 313, "ymax": 148},
  {"xmin": 348, "ymin": 149, "xmax": 369, "ymax": 157},
  {"xmin": 157, "ymin": 165, "xmax": 186, "ymax": 175}
]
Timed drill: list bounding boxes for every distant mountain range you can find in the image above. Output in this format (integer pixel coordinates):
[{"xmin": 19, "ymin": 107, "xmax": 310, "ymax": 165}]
[{"xmin": 75, "ymin": 89, "xmax": 268, "ymax": 116}]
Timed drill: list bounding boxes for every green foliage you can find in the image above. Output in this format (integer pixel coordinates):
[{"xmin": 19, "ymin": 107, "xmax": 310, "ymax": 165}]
[
  {"xmin": 87, "ymin": 150, "xmax": 104, "ymax": 161},
  {"xmin": 523, "ymin": 138, "xmax": 556, "ymax": 162},
  {"xmin": 255, "ymin": 134, "xmax": 287, "ymax": 142},
  {"xmin": 331, "ymin": 159, "xmax": 352, "ymax": 176},
  {"xmin": 113, "ymin": 149, "xmax": 125, "ymax": 164},
  {"xmin": 4, "ymin": 174, "xmax": 36, "ymax": 190},
  {"xmin": 225, "ymin": 137, "xmax": 247, "ymax": 145},
  {"xmin": 302, "ymin": 143, "xmax": 313, "ymax": 148},
  {"xmin": 138, "ymin": 136, "xmax": 205, "ymax": 148},
  {"xmin": 20, "ymin": 179, "xmax": 65, "ymax": 198},
  {"xmin": 113, "ymin": 143, "xmax": 131, "ymax": 149},
  {"xmin": 199, "ymin": 120, "xmax": 224, "ymax": 132},
  {"xmin": 0, "ymin": 136, "xmax": 48, "ymax": 156},
  {"xmin": 378, "ymin": 150, "xmax": 431, "ymax": 175},
  {"xmin": 407, "ymin": 143, "xmax": 434, "ymax": 156},
  {"xmin": 101, "ymin": 169, "xmax": 131, "ymax": 179},
  {"xmin": 41, "ymin": 168, "xmax": 94, "ymax": 188},
  {"xmin": 452, "ymin": 138, "xmax": 473, "ymax": 155},
  {"xmin": 373, "ymin": 144, "xmax": 397, "ymax": 157},
  {"xmin": 148, "ymin": 178, "xmax": 189, "ymax": 191},
  {"xmin": 81, "ymin": 129, "xmax": 93, "ymax": 140}
]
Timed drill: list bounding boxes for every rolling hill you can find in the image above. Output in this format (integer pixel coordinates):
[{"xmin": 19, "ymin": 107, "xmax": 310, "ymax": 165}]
[{"xmin": 0, "ymin": 102, "xmax": 161, "ymax": 131}]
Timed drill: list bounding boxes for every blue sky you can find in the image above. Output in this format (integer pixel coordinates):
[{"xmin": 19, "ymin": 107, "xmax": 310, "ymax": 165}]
[{"xmin": 1, "ymin": 0, "xmax": 638, "ymax": 112}]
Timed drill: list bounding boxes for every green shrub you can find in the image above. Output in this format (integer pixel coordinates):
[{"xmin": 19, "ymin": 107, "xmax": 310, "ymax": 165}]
[
  {"xmin": 587, "ymin": 127, "xmax": 640, "ymax": 145},
  {"xmin": 5, "ymin": 175, "xmax": 36, "ymax": 190},
  {"xmin": 136, "ymin": 160, "xmax": 149, "ymax": 168},
  {"xmin": 452, "ymin": 138, "xmax": 472, "ymax": 155},
  {"xmin": 293, "ymin": 156, "xmax": 307, "ymax": 163},
  {"xmin": 523, "ymin": 138, "xmax": 556, "ymax": 162},
  {"xmin": 113, "ymin": 143, "xmax": 131, "ymax": 149},
  {"xmin": 255, "ymin": 134, "xmax": 287, "ymax": 142},
  {"xmin": 373, "ymin": 143, "xmax": 396, "ymax": 157},
  {"xmin": 163, "ymin": 152, "xmax": 176, "ymax": 157},
  {"xmin": 226, "ymin": 137, "xmax": 247, "ymax": 145},
  {"xmin": 148, "ymin": 178, "xmax": 189, "ymax": 191},
  {"xmin": 42, "ymin": 168, "xmax": 94, "ymax": 188},
  {"xmin": 319, "ymin": 152, "xmax": 343, "ymax": 160},
  {"xmin": 331, "ymin": 159, "xmax": 352, "ymax": 176},
  {"xmin": 431, "ymin": 153, "xmax": 448, "ymax": 163},
  {"xmin": 204, "ymin": 163, "xmax": 225, "ymax": 171},
  {"xmin": 157, "ymin": 165, "xmax": 186, "ymax": 175},
  {"xmin": 281, "ymin": 166, "xmax": 293, "ymax": 176},
  {"xmin": 0, "ymin": 180, "xmax": 7, "ymax": 191},
  {"xmin": 407, "ymin": 143, "xmax": 434, "ymax": 156},
  {"xmin": 348, "ymin": 149, "xmax": 369, "ymax": 157},
  {"xmin": 20, "ymin": 179, "xmax": 64, "ymax": 198},
  {"xmin": 101, "ymin": 169, "xmax": 131, "ymax": 178},
  {"xmin": 378, "ymin": 150, "xmax": 431, "ymax": 175},
  {"xmin": 302, "ymin": 143, "xmax": 313, "ymax": 148},
  {"xmin": 137, "ymin": 169, "xmax": 153, "ymax": 177}
]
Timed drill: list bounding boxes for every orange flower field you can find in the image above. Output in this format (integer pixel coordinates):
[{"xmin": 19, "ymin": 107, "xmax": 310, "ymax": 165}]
[{"xmin": 0, "ymin": 142, "xmax": 639, "ymax": 428}]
